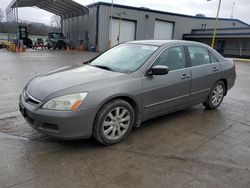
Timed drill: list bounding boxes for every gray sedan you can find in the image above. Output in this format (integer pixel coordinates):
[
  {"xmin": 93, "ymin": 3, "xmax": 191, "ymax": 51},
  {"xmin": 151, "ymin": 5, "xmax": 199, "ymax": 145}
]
[{"xmin": 19, "ymin": 40, "xmax": 236, "ymax": 145}]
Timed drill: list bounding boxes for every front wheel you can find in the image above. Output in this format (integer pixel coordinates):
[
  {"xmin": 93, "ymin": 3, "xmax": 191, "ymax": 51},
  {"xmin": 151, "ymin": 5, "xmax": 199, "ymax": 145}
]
[
  {"xmin": 203, "ymin": 81, "xmax": 225, "ymax": 110},
  {"xmin": 93, "ymin": 99, "xmax": 135, "ymax": 145}
]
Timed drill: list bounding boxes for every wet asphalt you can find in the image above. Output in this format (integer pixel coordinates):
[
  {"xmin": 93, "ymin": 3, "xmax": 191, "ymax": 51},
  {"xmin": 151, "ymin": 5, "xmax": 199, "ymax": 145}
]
[{"xmin": 0, "ymin": 49, "xmax": 250, "ymax": 188}]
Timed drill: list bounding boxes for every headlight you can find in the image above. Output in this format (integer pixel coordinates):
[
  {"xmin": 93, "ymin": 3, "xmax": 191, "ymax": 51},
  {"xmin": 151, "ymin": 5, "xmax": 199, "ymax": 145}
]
[{"xmin": 42, "ymin": 93, "xmax": 88, "ymax": 111}]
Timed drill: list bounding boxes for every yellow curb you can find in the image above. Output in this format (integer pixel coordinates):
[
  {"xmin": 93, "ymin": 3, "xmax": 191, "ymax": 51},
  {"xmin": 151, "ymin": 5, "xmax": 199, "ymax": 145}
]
[{"xmin": 233, "ymin": 58, "xmax": 250, "ymax": 62}]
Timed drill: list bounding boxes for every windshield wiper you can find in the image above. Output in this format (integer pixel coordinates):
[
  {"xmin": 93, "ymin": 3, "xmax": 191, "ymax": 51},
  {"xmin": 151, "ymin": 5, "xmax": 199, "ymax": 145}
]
[
  {"xmin": 83, "ymin": 61, "xmax": 90, "ymax": 65},
  {"xmin": 91, "ymin": 65, "xmax": 114, "ymax": 71}
]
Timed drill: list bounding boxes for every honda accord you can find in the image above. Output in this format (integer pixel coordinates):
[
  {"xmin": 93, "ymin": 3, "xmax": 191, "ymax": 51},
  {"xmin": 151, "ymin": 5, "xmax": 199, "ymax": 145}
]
[{"xmin": 19, "ymin": 40, "xmax": 236, "ymax": 145}]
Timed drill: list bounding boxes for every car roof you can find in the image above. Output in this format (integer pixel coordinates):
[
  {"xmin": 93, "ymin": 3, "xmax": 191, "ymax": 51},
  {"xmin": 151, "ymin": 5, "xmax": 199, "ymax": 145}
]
[
  {"xmin": 126, "ymin": 40, "xmax": 224, "ymax": 61},
  {"xmin": 126, "ymin": 40, "xmax": 207, "ymax": 47}
]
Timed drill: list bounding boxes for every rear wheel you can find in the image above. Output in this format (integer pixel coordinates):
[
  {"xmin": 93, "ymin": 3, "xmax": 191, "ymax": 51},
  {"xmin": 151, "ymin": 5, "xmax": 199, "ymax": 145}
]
[
  {"xmin": 203, "ymin": 81, "xmax": 225, "ymax": 110},
  {"xmin": 93, "ymin": 99, "xmax": 135, "ymax": 145}
]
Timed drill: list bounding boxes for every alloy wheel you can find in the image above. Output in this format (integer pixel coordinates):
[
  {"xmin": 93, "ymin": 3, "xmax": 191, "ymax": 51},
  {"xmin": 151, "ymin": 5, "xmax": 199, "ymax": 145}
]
[
  {"xmin": 102, "ymin": 107, "xmax": 131, "ymax": 140},
  {"xmin": 211, "ymin": 84, "xmax": 224, "ymax": 106}
]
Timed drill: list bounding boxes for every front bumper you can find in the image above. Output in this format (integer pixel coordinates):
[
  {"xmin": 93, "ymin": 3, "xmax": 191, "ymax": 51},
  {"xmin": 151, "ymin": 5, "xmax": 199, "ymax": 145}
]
[{"xmin": 19, "ymin": 94, "xmax": 95, "ymax": 140}]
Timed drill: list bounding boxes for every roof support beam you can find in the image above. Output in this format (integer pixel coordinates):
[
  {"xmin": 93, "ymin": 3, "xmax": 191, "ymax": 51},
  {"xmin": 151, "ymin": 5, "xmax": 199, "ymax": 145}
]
[
  {"xmin": 6, "ymin": 0, "xmax": 89, "ymax": 19},
  {"xmin": 38, "ymin": 1, "xmax": 76, "ymax": 18},
  {"xmin": 37, "ymin": 4, "xmax": 65, "ymax": 18},
  {"xmin": 37, "ymin": 2, "xmax": 67, "ymax": 16},
  {"xmin": 60, "ymin": 0, "xmax": 86, "ymax": 14}
]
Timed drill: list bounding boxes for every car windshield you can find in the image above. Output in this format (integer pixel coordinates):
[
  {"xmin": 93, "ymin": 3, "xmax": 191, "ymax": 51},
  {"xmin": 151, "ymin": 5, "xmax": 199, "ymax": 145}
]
[
  {"xmin": 90, "ymin": 44, "xmax": 158, "ymax": 73},
  {"xmin": 49, "ymin": 33, "xmax": 63, "ymax": 40}
]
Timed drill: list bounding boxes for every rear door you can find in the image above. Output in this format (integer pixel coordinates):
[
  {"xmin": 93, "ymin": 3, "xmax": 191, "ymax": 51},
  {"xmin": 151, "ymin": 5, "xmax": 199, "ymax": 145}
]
[
  {"xmin": 186, "ymin": 45, "xmax": 221, "ymax": 103},
  {"xmin": 142, "ymin": 46, "xmax": 191, "ymax": 119}
]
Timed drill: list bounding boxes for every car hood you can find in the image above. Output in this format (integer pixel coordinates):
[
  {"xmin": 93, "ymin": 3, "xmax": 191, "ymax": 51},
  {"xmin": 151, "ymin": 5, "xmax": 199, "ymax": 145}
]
[{"xmin": 26, "ymin": 65, "xmax": 123, "ymax": 101}]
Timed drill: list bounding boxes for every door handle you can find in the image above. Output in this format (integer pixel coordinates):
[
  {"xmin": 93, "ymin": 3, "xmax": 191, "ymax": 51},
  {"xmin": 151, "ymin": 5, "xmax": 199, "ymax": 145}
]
[
  {"xmin": 212, "ymin": 67, "xmax": 219, "ymax": 72},
  {"xmin": 181, "ymin": 74, "xmax": 190, "ymax": 79}
]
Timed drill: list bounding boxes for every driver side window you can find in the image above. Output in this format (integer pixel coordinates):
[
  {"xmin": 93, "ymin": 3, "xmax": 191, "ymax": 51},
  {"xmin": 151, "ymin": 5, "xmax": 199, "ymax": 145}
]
[{"xmin": 154, "ymin": 46, "xmax": 186, "ymax": 71}]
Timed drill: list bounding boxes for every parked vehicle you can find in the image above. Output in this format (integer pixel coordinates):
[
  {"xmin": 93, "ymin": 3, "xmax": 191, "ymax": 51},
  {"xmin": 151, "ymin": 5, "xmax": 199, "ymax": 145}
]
[
  {"xmin": 19, "ymin": 26, "xmax": 33, "ymax": 48},
  {"xmin": 47, "ymin": 32, "xmax": 65, "ymax": 49},
  {"xmin": 19, "ymin": 40, "xmax": 236, "ymax": 145},
  {"xmin": 32, "ymin": 38, "xmax": 46, "ymax": 50}
]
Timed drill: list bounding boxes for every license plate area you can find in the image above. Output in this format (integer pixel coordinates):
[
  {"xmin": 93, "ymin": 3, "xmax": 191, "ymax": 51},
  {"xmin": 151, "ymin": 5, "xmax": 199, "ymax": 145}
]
[{"xmin": 19, "ymin": 104, "xmax": 27, "ymax": 118}]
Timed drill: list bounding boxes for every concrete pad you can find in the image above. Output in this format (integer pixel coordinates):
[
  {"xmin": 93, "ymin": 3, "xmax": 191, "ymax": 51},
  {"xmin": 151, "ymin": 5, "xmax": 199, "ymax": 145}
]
[{"xmin": 0, "ymin": 49, "xmax": 250, "ymax": 188}]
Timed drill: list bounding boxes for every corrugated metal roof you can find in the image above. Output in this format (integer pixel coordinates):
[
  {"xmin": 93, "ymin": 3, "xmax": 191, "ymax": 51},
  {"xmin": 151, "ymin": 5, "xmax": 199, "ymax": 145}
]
[{"xmin": 6, "ymin": 0, "xmax": 89, "ymax": 19}]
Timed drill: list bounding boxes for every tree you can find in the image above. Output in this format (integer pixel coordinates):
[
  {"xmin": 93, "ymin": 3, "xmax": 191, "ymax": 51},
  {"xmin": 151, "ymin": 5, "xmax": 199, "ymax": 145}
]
[
  {"xmin": 50, "ymin": 15, "xmax": 61, "ymax": 29},
  {"xmin": 0, "ymin": 8, "xmax": 4, "ymax": 23}
]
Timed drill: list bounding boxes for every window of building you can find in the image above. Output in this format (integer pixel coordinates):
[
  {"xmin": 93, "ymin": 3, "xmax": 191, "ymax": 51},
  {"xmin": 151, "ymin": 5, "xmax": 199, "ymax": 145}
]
[
  {"xmin": 187, "ymin": 46, "xmax": 211, "ymax": 66},
  {"xmin": 153, "ymin": 46, "xmax": 186, "ymax": 71},
  {"xmin": 201, "ymin": 24, "xmax": 207, "ymax": 31}
]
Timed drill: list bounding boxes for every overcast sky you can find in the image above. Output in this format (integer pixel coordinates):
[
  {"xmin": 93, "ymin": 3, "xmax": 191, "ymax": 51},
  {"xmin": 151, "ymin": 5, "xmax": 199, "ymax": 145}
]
[{"xmin": 0, "ymin": 0, "xmax": 249, "ymax": 25}]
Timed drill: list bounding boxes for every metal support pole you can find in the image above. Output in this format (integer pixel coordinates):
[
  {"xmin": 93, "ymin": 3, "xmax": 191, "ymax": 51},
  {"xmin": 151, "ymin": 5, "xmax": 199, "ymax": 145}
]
[
  {"xmin": 72, "ymin": 17, "xmax": 75, "ymax": 48},
  {"xmin": 77, "ymin": 16, "xmax": 80, "ymax": 49},
  {"xmin": 15, "ymin": 0, "xmax": 19, "ymax": 51},
  {"xmin": 118, "ymin": 15, "xmax": 121, "ymax": 44},
  {"xmin": 60, "ymin": 16, "xmax": 63, "ymax": 33},
  {"xmin": 108, "ymin": 0, "xmax": 114, "ymax": 48},
  {"xmin": 211, "ymin": 0, "xmax": 222, "ymax": 48}
]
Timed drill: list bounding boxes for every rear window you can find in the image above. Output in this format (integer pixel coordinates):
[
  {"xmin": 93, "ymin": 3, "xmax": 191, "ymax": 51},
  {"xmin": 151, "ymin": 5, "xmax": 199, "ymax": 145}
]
[
  {"xmin": 187, "ymin": 46, "xmax": 211, "ymax": 67},
  {"xmin": 210, "ymin": 52, "xmax": 219, "ymax": 63}
]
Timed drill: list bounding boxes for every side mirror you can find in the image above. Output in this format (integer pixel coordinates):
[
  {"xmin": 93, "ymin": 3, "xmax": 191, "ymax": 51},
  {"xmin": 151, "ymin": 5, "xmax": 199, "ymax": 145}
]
[{"xmin": 147, "ymin": 65, "xmax": 169, "ymax": 76}]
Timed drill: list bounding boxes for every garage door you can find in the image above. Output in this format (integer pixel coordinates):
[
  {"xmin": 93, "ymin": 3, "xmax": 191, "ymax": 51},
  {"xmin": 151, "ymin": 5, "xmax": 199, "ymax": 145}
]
[
  {"xmin": 111, "ymin": 19, "xmax": 136, "ymax": 46},
  {"xmin": 154, "ymin": 20, "xmax": 174, "ymax": 40}
]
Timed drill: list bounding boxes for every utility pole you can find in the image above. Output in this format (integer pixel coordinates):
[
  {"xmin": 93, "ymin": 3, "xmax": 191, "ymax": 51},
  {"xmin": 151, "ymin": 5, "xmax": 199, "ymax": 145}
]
[
  {"xmin": 207, "ymin": 0, "xmax": 222, "ymax": 49},
  {"xmin": 230, "ymin": 2, "xmax": 235, "ymax": 19}
]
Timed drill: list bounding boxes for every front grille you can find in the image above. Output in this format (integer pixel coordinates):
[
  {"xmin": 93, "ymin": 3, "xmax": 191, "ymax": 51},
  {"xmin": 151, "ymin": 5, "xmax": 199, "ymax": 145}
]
[
  {"xmin": 42, "ymin": 123, "xmax": 59, "ymax": 131},
  {"xmin": 27, "ymin": 97, "xmax": 40, "ymax": 105},
  {"xmin": 23, "ymin": 90, "xmax": 41, "ymax": 105}
]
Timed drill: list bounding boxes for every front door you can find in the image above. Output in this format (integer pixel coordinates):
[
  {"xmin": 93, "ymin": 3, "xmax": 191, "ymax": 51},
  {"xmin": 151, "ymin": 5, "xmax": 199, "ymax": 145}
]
[{"xmin": 142, "ymin": 46, "xmax": 191, "ymax": 120}]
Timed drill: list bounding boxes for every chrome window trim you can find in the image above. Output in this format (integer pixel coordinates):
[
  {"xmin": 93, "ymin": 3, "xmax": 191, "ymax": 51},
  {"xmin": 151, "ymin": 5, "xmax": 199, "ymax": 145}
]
[{"xmin": 188, "ymin": 62, "xmax": 219, "ymax": 69}]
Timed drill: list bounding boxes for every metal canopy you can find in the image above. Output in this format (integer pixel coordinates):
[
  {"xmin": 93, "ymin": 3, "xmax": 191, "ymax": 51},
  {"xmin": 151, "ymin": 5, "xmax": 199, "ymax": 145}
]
[{"xmin": 6, "ymin": 0, "xmax": 89, "ymax": 19}]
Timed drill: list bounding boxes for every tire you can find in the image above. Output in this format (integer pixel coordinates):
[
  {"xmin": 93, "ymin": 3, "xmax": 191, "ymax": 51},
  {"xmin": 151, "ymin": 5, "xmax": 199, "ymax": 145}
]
[
  {"xmin": 203, "ymin": 81, "xmax": 225, "ymax": 110},
  {"xmin": 93, "ymin": 99, "xmax": 135, "ymax": 145}
]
